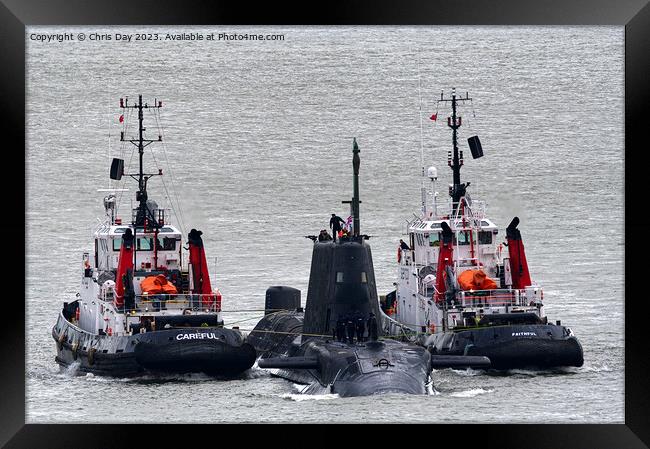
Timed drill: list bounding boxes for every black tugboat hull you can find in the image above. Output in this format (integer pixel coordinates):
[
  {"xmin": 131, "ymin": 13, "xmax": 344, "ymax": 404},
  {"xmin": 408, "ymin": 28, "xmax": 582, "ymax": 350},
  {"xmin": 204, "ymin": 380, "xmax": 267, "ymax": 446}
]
[
  {"xmin": 425, "ymin": 324, "xmax": 584, "ymax": 370},
  {"xmin": 52, "ymin": 313, "xmax": 257, "ymax": 377}
]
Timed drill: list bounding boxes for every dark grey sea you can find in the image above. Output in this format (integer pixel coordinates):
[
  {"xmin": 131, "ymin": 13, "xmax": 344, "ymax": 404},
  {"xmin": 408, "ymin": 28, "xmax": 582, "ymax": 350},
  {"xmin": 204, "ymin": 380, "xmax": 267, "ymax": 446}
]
[{"xmin": 26, "ymin": 26, "xmax": 623, "ymax": 423}]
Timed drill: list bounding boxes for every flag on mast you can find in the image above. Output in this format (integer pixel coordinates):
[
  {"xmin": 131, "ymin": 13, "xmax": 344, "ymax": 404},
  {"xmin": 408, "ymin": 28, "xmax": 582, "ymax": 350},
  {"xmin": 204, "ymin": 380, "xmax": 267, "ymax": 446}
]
[
  {"xmin": 430, "ymin": 113, "xmax": 437, "ymax": 121},
  {"xmin": 345, "ymin": 215, "xmax": 353, "ymax": 232},
  {"xmin": 119, "ymin": 114, "xmax": 124, "ymax": 123}
]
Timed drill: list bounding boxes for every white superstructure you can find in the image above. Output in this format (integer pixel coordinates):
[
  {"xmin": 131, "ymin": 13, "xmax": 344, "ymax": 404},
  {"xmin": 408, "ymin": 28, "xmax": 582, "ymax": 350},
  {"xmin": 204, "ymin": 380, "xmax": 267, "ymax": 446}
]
[{"xmin": 382, "ymin": 88, "xmax": 545, "ymax": 340}]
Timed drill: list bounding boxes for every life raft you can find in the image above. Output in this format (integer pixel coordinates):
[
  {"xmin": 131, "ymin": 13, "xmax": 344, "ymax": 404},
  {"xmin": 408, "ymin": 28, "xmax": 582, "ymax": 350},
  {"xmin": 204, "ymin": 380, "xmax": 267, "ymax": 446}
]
[
  {"xmin": 458, "ymin": 269, "xmax": 497, "ymax": 291},
  {"xmin": 140, "ymin": 274, "xmax": 178, "ymax": 295}
]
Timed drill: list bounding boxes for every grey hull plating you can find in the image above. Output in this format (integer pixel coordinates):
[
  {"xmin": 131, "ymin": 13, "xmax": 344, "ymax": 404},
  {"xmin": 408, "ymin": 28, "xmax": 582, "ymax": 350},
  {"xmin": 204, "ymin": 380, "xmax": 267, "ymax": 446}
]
[
  {"xmin": 425, "ymin": 324, "xmax": 584, "ymax": 369},
  {"xmin": 52, "ymin": 312, "xmax": 256, "ymax": 377},
  {"xmin": 248, "ymin": 311, "xmax": 431, "ymax": 397}
]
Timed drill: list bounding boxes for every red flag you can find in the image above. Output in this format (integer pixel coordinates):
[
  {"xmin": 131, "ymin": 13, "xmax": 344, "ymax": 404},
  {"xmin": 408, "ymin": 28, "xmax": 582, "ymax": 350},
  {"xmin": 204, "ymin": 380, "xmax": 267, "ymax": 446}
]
[
  {"xmin": 119, "ymin": 114, "xmax": 124, "ymax": 123},
  {"xmin": 430, "ymin": 113, "xmax": 438, "ymax": 121}
]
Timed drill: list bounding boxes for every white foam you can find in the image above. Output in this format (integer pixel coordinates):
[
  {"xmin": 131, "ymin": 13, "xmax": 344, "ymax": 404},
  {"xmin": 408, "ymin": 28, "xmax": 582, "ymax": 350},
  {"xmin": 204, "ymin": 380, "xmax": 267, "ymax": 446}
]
[
  {"xmin": 280, "ymin": 393, "xmax": 340, "ymax": 402},
  {"xmin": 62, "ymin": 361, "xmax": 81, "ymax": 377},
  {"xmin": 450, "ymin": 388, "xmax": 494, "ymax": 398},
  {"xmin": 450, "ymin": 368, "xmax": 483, "ymax": 377},
  {"xmin": 580, "ymin": 364, "xmax": 612, "ymax": 373}
]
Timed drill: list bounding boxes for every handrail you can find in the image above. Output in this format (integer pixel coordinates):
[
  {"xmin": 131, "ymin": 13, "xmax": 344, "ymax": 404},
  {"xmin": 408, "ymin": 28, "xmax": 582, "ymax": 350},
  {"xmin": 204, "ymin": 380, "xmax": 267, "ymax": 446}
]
[
  {"xmin": 129, "ymin": 293, "xmax": 221, "ymax": 313},
  {"xmin": 452, "ymin": 288, "xmax": 540, "ymax": 308}
]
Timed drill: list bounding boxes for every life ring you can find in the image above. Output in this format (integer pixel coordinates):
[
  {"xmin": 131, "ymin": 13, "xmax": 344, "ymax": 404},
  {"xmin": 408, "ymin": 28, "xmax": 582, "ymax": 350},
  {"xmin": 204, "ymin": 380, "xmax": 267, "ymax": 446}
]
[
  {"xmin": 429, "ymin": 323, "xmax": 436, "ymax": 334},
  {"xmin": 75, "ymin": 307, "xmax": 80, "ymax": 322},
  {"xmin": 397, "ymin": 248, "xmax": 402, "ymax": 263},
  {"xmin": 107, "ymin": 327, "xmax": 113, "ymax": 336}
]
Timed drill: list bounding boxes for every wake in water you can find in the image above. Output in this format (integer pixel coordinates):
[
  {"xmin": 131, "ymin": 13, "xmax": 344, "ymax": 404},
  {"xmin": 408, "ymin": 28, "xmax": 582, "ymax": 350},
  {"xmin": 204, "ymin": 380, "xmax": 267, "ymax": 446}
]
[
  {"xmin": 450, "ymin": 368, "xmax": 484, "ymax": 377},
  {"xmin": 279, "ymin": 383, "xmax": 340, "ymax": 401},
  {"xmin": 280, "ymin": 393, "xmax": 340, "ymax": 402},
  {"xmin": 449, "ymin": 388, "xmax": 494, "ymax": 398},
  {"xmin": 61, "ymin": 361, "xmax": 81, "ymax": 377}
]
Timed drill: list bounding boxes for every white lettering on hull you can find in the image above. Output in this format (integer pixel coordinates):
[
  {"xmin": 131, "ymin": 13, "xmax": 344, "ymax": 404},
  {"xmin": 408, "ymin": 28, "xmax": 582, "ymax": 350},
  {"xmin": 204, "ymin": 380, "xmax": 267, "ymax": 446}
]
[
  {"xmin": 175, "ymin": 333, "xmax": 219, "ymax": 341},
  {"xmin": 511, "ymin": 332, "xmax": 537, "ymax": 337}
]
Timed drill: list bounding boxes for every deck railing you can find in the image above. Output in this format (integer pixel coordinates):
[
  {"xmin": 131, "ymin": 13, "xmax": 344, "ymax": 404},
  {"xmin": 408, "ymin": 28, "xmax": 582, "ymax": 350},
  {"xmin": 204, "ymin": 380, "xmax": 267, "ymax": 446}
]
[
  {"xmin": 125, "ymin": 293, "xmax": 221, "ymax": 313},
  {"xmin": 453, "ymin": 289, "xmax": 535, "ymax": 308}
]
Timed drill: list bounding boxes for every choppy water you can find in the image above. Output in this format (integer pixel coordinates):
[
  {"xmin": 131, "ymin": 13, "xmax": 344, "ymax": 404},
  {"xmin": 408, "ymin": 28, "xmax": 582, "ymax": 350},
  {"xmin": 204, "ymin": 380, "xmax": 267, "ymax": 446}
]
[{"xmin": 26, "ymin": 26, "xmax": 623, "ymax": 423}]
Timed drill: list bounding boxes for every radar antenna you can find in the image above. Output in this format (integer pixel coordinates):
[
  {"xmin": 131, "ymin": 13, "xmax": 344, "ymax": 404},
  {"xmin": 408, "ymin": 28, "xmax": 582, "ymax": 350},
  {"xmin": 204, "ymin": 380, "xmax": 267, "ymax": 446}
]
[
  {"xmin": 118, "ymin": 95, "xmax": 164, "ymax": 228},
  {"xmin": 437, "ymin": 88, "xmax": 472, "ymax": 213}
]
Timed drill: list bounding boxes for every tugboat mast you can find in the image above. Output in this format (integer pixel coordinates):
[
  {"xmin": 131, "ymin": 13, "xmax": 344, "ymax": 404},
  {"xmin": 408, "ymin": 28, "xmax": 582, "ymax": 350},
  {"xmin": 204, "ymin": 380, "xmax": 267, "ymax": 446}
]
[
  {"xmin": 438, "ymin": 88, "xmax": 471, "ymax": 212},
  {"xmin": 119, "ymin": 95, "xmax": 163, "ymax": 227}
]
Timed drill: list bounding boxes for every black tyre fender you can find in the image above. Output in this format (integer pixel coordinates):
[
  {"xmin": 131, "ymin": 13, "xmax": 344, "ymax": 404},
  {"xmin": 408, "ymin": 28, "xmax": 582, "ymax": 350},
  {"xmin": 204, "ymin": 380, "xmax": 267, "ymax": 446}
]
[
  {"xmin": 87, "ymin": 347, "xmax": 96, "ymax": 366},
  {"xmin": 57, "ymin": 331, "xmax": 67, "ymax": 350},
  {"xmin": 71, "ymin": 339, "xmax": 79, "ymax": 360}
]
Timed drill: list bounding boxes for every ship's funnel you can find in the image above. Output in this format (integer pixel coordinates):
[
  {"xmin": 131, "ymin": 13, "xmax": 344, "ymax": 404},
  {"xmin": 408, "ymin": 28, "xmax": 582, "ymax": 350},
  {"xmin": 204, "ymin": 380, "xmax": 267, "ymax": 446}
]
[
  {"xmin": 434, "ymin": 221, "xmax": 454, "ymax": 302},
  {"xmin": 506, "ymin": 217, "xmax": 532, "ymax": 289},
  {"xmin": 115, "ymin": 228, "xmax": 135, "ymax": 309},
  {"xmin": 188, "ymin": 229, "xmax": 215, "ymax": 307}
]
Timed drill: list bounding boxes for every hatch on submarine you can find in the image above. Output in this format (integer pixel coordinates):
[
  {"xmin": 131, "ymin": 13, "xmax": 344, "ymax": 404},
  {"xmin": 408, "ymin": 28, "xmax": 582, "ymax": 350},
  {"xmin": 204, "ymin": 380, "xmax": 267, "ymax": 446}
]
[{"xmin": 247, "ymin": 138, "xmax": 489, "ymax": 397}]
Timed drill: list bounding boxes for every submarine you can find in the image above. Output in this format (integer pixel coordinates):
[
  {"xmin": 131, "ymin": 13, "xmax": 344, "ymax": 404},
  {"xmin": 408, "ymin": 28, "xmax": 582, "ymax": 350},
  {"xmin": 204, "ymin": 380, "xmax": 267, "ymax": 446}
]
[{"xmin": 247, "ymin": 139, "xmax": 490, "ymax": 397}]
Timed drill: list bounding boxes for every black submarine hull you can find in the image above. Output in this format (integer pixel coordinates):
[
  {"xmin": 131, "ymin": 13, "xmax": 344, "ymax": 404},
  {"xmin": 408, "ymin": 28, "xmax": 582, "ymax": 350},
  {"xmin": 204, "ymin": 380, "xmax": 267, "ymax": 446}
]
[
  {"xmin": 52, "ymin": 311, "xmax": 257, "ymax": 377},
  {"xmin": 248, "ymin": 310, "xmax": 431, "ymax": 397},
  {"xmin": 424, "ymin": 323, "xmax": 583, "ymax": 370}
]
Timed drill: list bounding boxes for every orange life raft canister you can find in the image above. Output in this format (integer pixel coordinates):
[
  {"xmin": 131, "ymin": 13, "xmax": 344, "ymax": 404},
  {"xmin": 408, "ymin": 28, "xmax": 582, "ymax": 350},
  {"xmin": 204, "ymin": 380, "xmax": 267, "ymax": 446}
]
[
  {"xmin": 140, "ymin": 274, "xmax": 178, "ymax": 295},
  {"xmin": 457, "ymin": 269, "xmax": 498, "ymax": 291}
]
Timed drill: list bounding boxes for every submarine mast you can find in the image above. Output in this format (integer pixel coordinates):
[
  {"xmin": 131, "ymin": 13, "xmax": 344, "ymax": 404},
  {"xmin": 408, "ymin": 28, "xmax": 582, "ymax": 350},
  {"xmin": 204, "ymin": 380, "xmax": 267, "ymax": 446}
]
[
  {"xmin": 342, "ymin": 138, "xmax": 362, "ymax": 240},
  {"xmin": 352, "ymin": 138, "xmax": 361, "ymax": 238}
]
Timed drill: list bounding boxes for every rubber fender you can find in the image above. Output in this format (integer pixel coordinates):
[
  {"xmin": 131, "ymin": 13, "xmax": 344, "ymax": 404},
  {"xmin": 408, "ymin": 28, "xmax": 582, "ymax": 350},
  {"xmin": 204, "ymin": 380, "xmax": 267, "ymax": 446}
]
[
  {"xmin": 88, "ymin": 347, "xmax": 96, "ymax": 366},
  {"xmin": 57, "ymin": 331, "xmax": 66, "ymax": 350},
  {"xmin": 71, "ymin": 340, "xmax": 79, "ymax": 360}
]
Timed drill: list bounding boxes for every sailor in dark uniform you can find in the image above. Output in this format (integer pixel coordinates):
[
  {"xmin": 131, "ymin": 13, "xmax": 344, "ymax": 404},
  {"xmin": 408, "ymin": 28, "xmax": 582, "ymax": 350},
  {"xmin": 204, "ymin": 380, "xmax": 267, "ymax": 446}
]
[
  {"xmin": 367, "ymin": 312, "xmax": 378, "ymax": 341},
  {"xmin": 355, "ymin": 312, "xmax": 366, "ymax": 342},
  {"xmin": 330, "ymin": 214, "xmax": 345, "ymax": 242},
  {"xmin": 336, "ymin": 316, "xmax": 347, "ymax": 342},
  {"xmin": 346, "ymin": 315, "xmax": 356, "ymax": 344}
]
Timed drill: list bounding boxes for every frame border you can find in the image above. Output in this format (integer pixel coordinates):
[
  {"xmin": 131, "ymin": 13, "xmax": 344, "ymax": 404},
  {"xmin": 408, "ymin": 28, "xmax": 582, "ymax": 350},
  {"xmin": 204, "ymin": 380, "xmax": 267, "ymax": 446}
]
[{"xmin": 4, "ymin": 0, "xmax": 648, "ymax": 446}]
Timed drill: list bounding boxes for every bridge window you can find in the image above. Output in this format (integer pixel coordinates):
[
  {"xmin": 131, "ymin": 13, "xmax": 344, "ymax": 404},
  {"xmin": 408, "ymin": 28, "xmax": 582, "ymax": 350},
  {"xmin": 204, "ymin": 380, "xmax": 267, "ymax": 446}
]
[
  {"xmin": 137, "ymin": 238, "xmax": 153, "ymax": 251},
  {"xmin": 157, "ymin": 237, "xmax": 177, "ymax": 251},
  {"xmin": 113, "ymin": 238, "xmax": 122, "ymax": 251},
  {"xmin": 429, "ymin": 233, "xmax": 440, "ymax": 247},
  {"xmin": 336, "ymin": 272, "xmax": 344, "ymax": 283},
  {"xmin": 458, "ymin": 231, "xmax": 472, "ymax": 245},
  {"xmin": 478, "ymin": 231, "xmax": 493, "ymax": 244}
]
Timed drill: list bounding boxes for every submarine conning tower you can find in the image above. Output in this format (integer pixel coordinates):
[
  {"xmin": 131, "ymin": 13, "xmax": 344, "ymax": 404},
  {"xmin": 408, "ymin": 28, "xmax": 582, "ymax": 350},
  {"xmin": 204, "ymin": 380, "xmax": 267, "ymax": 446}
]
[{"xmin": 302, "ymin": 138, "xmax": 382, "ymax": 338}]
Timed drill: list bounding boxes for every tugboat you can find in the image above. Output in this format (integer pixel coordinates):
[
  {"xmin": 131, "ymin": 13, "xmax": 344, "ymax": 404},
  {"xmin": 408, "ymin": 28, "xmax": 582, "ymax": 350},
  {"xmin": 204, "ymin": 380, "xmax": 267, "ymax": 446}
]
[
  {"xmin": 52, "ymin": 95, "xmax": 257, "ymax": 377},
  {"xmin": 381, "ymin": 89, "xmax": 584, "ymax": 369},
  {"xmin": 247, "ymin": 139, "xmax": 489, "ymax": 397}
]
